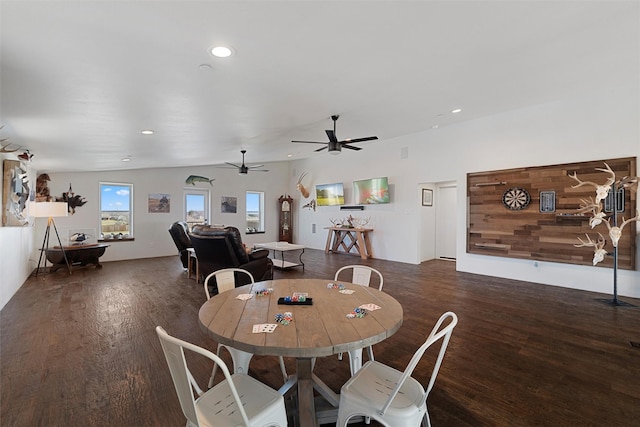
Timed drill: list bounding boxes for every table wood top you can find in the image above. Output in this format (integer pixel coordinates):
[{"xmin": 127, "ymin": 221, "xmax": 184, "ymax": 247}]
[
  {"xmin": 325, "ymin": 227, "xmax": 373, "ymax": 232},
  {"xmin": 254, "ymin": 242, "xmax": 306, "ymax": 251},
  {"xmin": 198, "ymin": 278, "xmax": 403, "ymax": 358},
  {"xmin": 48, "ymin": 243, "xmax": 110, "ymax": 251}
]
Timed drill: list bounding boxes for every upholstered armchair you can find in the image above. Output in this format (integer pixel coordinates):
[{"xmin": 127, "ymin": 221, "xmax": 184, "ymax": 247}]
[
  {"xmin": 168, "ymin": 221, "xmax": 192, "ymax": 269},
  {"xmin": 189, "ymin": 225, "xmax": 273, "ymax": 293}
]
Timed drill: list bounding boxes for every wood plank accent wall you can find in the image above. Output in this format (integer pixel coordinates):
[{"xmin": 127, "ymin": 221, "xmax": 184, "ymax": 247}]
[{"xmin": 467, "ymin": 157, "xmax": 637, "ymax": 270}]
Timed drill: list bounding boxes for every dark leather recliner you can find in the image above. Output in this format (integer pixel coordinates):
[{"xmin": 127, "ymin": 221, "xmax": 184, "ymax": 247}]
[
  {"xmin": 168, "ymin": 221, "xmax": 192, "ymax": 269},
  {"xmin": 189, "ymin": 225, "xmax": 273, "ymax": 293}
]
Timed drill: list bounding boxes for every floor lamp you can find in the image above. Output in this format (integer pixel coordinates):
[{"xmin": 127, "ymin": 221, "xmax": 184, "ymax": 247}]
[{"xmin": 32, "ymin": 202, "xmax": 71, "ymax": 276}]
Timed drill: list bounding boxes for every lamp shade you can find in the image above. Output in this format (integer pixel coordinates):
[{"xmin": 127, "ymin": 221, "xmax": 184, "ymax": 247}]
[{"xmin": 31, "ymin": 202, "xmax": 69, "ymax": 218}]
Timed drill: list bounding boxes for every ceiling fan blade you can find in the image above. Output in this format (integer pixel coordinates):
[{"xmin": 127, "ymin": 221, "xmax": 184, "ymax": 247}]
[
  {"xmin": 225, "ymin": 162, "xmax": 241, "ymax": 168},
  {"xmin": 315, "ymin": 146, "xmax": 328, "ymax": 152},
  {"xmin": 251, "ymin": 169, "xmax": 269, "ymax": 172},
  {"xmin": 341, "ymin": 136, "xmax": 378, "ymax": 144},
  {"xmin": 326, "ymin": 129, "xmax": 338, "ymax": 143},
  {"xmin": 247, "ymin": 164, "xmax": 265, "ymax": 169},
  {"xmin": 292, "ymin": 140, "xmax": 326, "ymax": 144},
  {"xmin": 342, "ymin": 144, "xmax": 363, "ymax": 151}
]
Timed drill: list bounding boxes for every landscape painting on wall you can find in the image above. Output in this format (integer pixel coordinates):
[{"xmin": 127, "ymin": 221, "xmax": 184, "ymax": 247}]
[
  {"xmin": 353, "ymin": 176, "xmax": 390, "ymax": 204},
  {"xmin": 221, "ymin": 196, "xmax": 237, "ymax": 213},
  {"xmin": 148, "ymin": 193, "xmax": 170, "ymax": 213},
  {"xmin": 316, "ymin": 182, "xmax": 345, "ymax": 206}
]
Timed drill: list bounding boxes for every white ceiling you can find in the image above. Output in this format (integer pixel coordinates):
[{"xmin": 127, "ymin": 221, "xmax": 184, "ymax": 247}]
[{"xmin": 1, "ymin": 1, "xmax": 638, "ymax": 173}]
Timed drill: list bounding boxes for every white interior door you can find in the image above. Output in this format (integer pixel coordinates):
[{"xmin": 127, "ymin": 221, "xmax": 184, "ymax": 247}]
[{"xmin": 435, "ymin": 184, "xmax": 457, "ymax": 260}]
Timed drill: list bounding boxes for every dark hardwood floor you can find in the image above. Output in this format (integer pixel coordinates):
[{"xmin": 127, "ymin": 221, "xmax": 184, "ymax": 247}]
[{"xmin": 2, "ymin": 250, "xmax": 639, "ymax": 426}]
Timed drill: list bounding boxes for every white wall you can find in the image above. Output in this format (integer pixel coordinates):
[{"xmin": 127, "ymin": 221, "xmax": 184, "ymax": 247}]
[
  {"xmin": 0, "ymin": 156, "xmax": 36, "ymax": 309},
  {"xmin": 291, "ymin": 85, "xmax": 640, "ymax": 297},
  {"xmin": 40, "ymin": 163, "xmax": 291, "ymax": 264},
  {"xmin": 2, "ymin": 85, "xmax": 638, "ymax": 311}
]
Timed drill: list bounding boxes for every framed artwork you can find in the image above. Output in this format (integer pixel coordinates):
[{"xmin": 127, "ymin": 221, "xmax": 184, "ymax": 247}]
[
  {"xmin": 539, "ymin": 191, "xmax": 556, "ymax": 213},
  {"xmin": 3, "ymin": 159, "xmax": 30, "ymax": 226},
  {"xmin": 221, "ymin": 196, "xmax": 237, "ymax": 213},
  {"xmin": 148, "ymin": 193, "xmax": 170, "ymax": 213},
  {"xmin": 422, "ymin": 188, "xmax": 433, "ymax": 206}
]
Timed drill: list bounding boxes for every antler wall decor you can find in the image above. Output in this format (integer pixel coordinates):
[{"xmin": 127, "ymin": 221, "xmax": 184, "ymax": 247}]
[{"xmin": 568, "ymin": 162, "xmax": 639, "ymax": 306}]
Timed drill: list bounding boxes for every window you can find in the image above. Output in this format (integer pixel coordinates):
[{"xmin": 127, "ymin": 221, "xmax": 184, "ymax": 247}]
[
  {"xmin": 185, "ymin": 188, "xmax": 209, "ymax": 228},
  {"xmin": 100, "ymin": 182, "xmax": 133, "ymax": 239},
  {"xmin": 246, "ymin": 191, "xmax": 264, "ymax": 233}
]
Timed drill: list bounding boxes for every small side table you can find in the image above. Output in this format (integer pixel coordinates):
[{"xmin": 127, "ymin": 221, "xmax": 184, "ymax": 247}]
[{"xmin": 187, "ymin": 248, "xmax": 199, "ymax": 283}]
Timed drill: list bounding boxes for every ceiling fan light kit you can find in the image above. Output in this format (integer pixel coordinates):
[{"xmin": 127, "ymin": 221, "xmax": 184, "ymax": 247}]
[{"xmin": 292, "ymin": 115, "xmax": 378, "ymax": 154}]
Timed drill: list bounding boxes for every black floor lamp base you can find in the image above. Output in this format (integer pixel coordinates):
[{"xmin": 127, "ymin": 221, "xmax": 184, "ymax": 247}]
[{"xmin": 595, "ymin": 298, "xmax": 637, "ymax": 307}]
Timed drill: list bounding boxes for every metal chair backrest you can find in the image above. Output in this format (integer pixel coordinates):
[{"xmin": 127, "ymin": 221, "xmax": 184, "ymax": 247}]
[
  {"xmin": 155, "ymin": 326, "xmax": 251, "ymax": 426},
  {"xmin": 204, "ymin": 268, "xmax": 255, "ymax": 299},
  {"xmin": 380, "ymin": 311, "xmax": 458, "ymax": 415},
  {"xmin": 335, "ymin": 265, "xmax": 384, "ymax": 291}
]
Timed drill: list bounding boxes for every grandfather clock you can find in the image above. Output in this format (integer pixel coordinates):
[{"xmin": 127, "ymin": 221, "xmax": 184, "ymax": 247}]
[{"xmin": 278, "ymin": 195, "xmax": 293, "ymax": 243}]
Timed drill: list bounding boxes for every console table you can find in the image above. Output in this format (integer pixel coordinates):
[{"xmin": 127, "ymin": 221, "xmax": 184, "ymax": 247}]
[
  {"xmin": 45, "ymin": 244, "xmax": 109, "ymax": 272},
  {"xmin": 324, "ymin": 227, "xmax": 374, "ymax": 259}
]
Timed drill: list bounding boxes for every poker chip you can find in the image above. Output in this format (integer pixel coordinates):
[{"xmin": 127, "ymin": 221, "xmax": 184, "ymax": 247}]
[
  {"xmin": 346, "ymin": 307, "xmax": 367, "ymax": 318},
  {"xmin": 275, "ymin": 311, "xmax": 294, "ymax": 325}
]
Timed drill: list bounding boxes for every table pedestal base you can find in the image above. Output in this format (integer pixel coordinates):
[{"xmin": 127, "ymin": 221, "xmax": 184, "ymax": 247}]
[{"xmin": 278, "ymin": 358, "xmax": 340, "ymax": 427}]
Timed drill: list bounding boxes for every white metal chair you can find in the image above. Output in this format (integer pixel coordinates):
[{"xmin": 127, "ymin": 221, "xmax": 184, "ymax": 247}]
[
  {"xmin": 335, "ymin": 265, "xmax": 384, "ymax": 291},
  {"xmin": 334, "ymin": 265, "xmax": 384, "ymax": 375},
  {"xmin": 336, "ymin": 311, "xmax": 458, "ymax": 427},
  {"xmin": 156, "ymin": 326, "xmax": 287, "ymax": 427},
  {"xmin": 204, "ymin": 268, "xmax": 288, "ymax": 388}
]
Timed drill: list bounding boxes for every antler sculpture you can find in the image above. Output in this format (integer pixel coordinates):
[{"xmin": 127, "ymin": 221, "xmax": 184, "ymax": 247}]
[
  {"xmin": 574, "ymin": 233, "xmax": 608, "ymax": 266},
  {"xmin": 350, "ymin": 216, "xmax": 371, "ymax": 229},
  {"xmin": 602, "ymin": 209, "xmax": 639, "ymax": 247},
  {"xmin": 576, "ymin": 196, "xmax": 607, "ymax": 229},
  {"xmin": 0, "ymin": 125, "xmax": 22, "ymax": 153},
  {"xmin": 568, "ymin": 162, "xmax": 616, "ymax": 203},
  {"xmin": 568, "ymin": 161, "xmax": 640, "ymax": 305}
]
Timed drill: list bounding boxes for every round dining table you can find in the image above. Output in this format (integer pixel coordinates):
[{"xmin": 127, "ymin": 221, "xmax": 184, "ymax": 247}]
[{"xmin": 198, "ymin": 278, "xmax": 403, "ymax": 427}]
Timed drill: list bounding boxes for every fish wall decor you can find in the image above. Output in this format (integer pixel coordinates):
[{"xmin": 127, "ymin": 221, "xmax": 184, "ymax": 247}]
[{"xmin": 185, "ymin": 175, "xmax": 215, "ymax": 186}]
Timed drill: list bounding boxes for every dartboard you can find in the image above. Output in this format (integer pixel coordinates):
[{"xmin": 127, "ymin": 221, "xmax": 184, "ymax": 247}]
[{"xmin": 502, "ymin": 187, "xmax": 531, "ymax": 210}]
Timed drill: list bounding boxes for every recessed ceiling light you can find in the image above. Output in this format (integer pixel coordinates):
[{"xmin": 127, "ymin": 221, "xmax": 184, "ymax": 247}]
[
  {"xmin": 141, "ymin": 129, "xmax": 154, "ymax": 135},
  {"xmin": 210, "ymin": 46, "xmax": 233, "ymax": 58},
  {"xmin": 451, "ymin": 108, "xmax": 462, "ymax": 114},
  {"xmin": 121, "ymin": 157, "xmax": 132, "ymax": 162},
  {"xmin": 287, "ymin": 154, "xmax": 293, "ymax": 158}
]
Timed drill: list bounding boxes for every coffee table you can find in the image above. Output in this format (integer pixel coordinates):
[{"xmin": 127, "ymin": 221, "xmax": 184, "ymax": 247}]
[{"xmin": 254, "ymin": 242, "xmax": 305, "ymax": 270}]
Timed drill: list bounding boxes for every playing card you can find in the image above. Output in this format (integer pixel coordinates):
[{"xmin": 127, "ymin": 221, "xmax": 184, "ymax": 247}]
[
  {"xmin": 339, "ymin": 289, "xmax": 355, "ymax": 294},
  {"xmin": 236, "ymin": 294, "xmax": 254, "ymax": 301},
  {"xmin": 252, "ymin": 323, "xmax": 278, "ymax": 333},
  {"xmin": 359, "ymin": 303, "xmax": 381, "ymax": 311}
]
